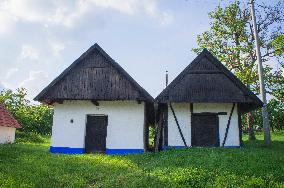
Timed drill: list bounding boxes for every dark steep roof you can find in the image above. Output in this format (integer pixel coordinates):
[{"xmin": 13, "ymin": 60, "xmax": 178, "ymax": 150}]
[
  {"xmin": 34, "ymin": 43, "xmax": 153, "ymax": 104},
  {"xmin": 155, "ymin": 49, "xmax": 263, "ymax": 113}
]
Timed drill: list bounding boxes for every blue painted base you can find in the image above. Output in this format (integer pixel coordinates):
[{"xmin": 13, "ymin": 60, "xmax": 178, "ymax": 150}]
[
  {"xmin": 49, "ymin": 147, "xmax": 144, "ymax": 155},
  {"xmin": 50, "ymin": 146, "xmax": 84, "ymax": 154},
  {"xmin": 106, "ymin": 149, "xmax": 144, "ymax": 155}
]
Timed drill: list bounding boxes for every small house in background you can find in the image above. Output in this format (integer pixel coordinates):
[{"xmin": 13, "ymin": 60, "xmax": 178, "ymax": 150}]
[
  {"xmin": 0, "ymin": 104, "xmax": 22, "ymax": 144},
  {"xmin": 155, "ymin": 49, "xmax": 262, "ymax": 149},
  {"xmin": 34, "ymin": 43, "xmax": 154, "ymax": 154}
]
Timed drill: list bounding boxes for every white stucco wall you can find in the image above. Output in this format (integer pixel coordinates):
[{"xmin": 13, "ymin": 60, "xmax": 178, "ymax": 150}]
[
  {"xmin": 52, "ymin": 100, "xmax": 145, "ymax": 150},
  {"xmin": 167, "ymin": 103, "xmax": 240, "ymax": 147},
  {"xmin": 0, "ymin": 126, "xmax": 16, "ymax": 144},
  {"xmin": 168, "ymin": 103, "xmax": 192, "ymax": 146}
]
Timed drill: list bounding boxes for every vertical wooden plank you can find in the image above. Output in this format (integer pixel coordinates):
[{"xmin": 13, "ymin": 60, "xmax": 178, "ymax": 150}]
[
  {"xmin": 163, "ymin": 104, "xmax": 168, "ymax": 147},
  {"xmin": 237, "ymin": 103, "xmax": 243, "ymax": 146},
  {"xmin": 143, "ymin": 102, "xmax": 149, "ymax": 151}
]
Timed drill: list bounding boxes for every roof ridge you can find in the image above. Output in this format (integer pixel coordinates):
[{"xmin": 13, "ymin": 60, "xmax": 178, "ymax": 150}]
[
  {"xmin": 155, "ymin": 49, "xmax": 263, "ymax": 112},
  {"xmin": 92, "ymin": 44, "xmax": 153, "ymax": 101},
  {"xmin": 34, "ymin": 43, "xmax": 153, "ymax": 102}
]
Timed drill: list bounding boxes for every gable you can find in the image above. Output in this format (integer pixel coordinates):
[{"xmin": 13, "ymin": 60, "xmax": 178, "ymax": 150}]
[
  {"xmin": 156, "ymin": 49, "xmax": 262, "ymax": 112},
  {"xmin": 35, "ymin": 44, "xmax": 153, "ymax": 103}
]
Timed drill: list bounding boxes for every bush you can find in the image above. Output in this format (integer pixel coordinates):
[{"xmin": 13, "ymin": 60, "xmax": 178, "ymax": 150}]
[
  {"xmin": 0, "ymin": 88, "xmax": 53, "ymax": 135},
  {"xmin": 16, "ymin": 131, "xmax": 48, "ymax": 143},
  {"xmin": 242, "ymin": 99, "xmax": 284, "ymax": 131}
]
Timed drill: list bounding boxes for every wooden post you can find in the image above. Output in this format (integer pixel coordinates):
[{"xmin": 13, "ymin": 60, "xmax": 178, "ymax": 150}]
[
  {"xmin": 166, "ymin": 70, "xmax": 169, "ymax": 87},
  {"xmin": 154, "ymin": 107, "xmax": 163, "ymax": 152},
  {"xmin": 249, "ymin": 0, "xmax": 271, "ymax": 145}
]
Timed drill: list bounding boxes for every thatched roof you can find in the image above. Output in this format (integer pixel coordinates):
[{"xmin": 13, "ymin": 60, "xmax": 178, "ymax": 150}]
[
  {"xmin": 155, "ymin": 49, "xmax": 263, "ymax": 113},
  {"xmin": 34, "ymin": 43, "xmax": 153, "ymax": 104}
]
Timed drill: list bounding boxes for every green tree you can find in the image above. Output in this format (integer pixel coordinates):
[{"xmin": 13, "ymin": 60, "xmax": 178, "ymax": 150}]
[
  {"xmin": 192, "ymin": 1, "xmax": 284, "ymax": 140},
  {"xmin": 0, "ymin": 88, "xmax": 53, "ymax": 135},
  {"xmin": 252, "ymin": 99, "xmax": 284, "ymax": 131},
  {"xmin": 267, "ymin": 34, "xmax": 284, "ymax": 102}
]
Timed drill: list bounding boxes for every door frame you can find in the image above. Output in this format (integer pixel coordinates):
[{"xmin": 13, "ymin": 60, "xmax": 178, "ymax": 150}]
[
  {"xmin": 191, "ymin": 112, "xmax": 220, "ymax": 147},
  {"xmin": 84, "ymin": 114, "xmax": 108, "ymax": 153}
]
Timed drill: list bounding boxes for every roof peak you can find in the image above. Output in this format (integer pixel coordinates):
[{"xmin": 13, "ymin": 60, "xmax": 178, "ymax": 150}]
[
  {"xmin": 155, "ymin": 49, "xmax": 263, "ymax": 113},
  {"xmin": 34, "ymin": 43, "xmax": 153, "ymax": 103}
]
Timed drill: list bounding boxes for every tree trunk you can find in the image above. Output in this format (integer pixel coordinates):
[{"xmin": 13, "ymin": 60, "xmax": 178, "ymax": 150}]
[{"xmin": 247, "ymin": 112, "xmax": 256, "ymax": 140}]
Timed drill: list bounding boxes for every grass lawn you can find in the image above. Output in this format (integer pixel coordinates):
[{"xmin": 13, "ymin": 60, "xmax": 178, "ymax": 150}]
[{"xmin": 0, "ymin": 132, "xmax": 283, "ymax": 188}]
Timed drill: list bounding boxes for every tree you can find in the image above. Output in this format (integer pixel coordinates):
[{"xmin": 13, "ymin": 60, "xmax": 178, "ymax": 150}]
[
  {"xmin": 267, "ymin": 34, "xmax": 284, "ymax": 102},
  {"xmin": 192, "ymin": 1, "xmax": 284, "ymax": 140},
  {"xmin": 252, "ymin": 99, "xmax": 284, "ymax": 131},
  {"xmin": 0, "ymin": 88, "xmax": 53, "ymax": 135}
]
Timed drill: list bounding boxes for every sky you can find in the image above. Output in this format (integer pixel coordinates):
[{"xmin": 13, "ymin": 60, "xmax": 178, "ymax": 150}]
[{"xmin": 0, "ymin": 0, "xmax": 272, "ymax": 101}]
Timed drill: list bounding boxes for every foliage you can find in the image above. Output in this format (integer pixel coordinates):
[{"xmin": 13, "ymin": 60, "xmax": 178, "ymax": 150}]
[
  {"xmin": 271, "ymin": 34, "xmax": 284, "ymax": 56},
  {"xmin": 192, "ymin": 1, "xmax": 284, "ymax": 136},
  {"xmin": 149, "ymin": 126, "xmax": 155, "ymax": 147},
  {"xmin": 193, "ymin": 1, "xmax": 284, "ymax": 95},
  {"xmin": 0, "ymin": 132, "xmax": 283, "ymax": 187},
  {"xmin": 0, "ymin": 88, "xmax": 53, "ymax": 135},
  {"xmin": 15, "ymin": 131, "xmax": 49, "ymax": 144},
  {"xmin": 249, "ymin": 99, "xmax": 284, "ymax": 131}
]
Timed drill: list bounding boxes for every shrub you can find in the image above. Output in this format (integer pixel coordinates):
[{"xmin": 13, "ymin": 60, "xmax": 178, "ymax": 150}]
[{"xmin": 0, "ymin": 88, "xmax": 53, "ymax": 135}]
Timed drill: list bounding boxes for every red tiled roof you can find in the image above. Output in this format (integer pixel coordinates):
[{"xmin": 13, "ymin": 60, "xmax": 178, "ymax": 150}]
[{"xmin": 0, "ymin": 104, "xmax": 22, "ymax": 129}]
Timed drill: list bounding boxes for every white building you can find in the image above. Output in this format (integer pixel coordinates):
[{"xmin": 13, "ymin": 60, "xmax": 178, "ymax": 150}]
[
  {"xmin": 0, "ymin": 104, "xmax": 22, "ymax": 144},
  {"xmin": 35, "ymin": 43, "xmax": 154, "ymax": 154},
  {"xmin": 155, "ymin": 49, "xmax": 263, "ymax": 149}
]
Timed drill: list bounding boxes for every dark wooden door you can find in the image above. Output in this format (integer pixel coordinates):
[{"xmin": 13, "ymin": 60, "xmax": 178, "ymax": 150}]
[
  {"xmin": 85, "ymin": 115, "xmax": 108, "ymax": 153},
  {"xmin": 192, "ymin": 114, "xmax": 219, "ymax": 147}
]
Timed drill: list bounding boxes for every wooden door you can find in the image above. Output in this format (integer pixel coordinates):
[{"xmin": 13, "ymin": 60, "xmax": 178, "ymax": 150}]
[
  {"xmin": 85, "ymin": 115, "xmax": 108, "ymax": 153},
  {"xmin": 191, "ymin": 114, "xmax": 219, "ymax": 147}
]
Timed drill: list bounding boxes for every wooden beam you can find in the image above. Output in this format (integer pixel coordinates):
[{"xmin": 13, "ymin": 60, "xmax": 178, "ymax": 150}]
[
  {"xmin": 237, "ymin": 103, "xmax": 243, "ymax": 146},
  {"xmin": 222, "ymin": 103, "xmax": 236, "ymax": 147},
  {"xmin": 143, "ymin": 103, "xmax": 149, "ymax": 151},
  {"xmin": 217, "ymin": 112, "xmax": 227, "ymax": 115},
  {"xmin": 91, "ymin": 100, "xmax": 99, "ymax": 106},
  {"xmin": 190, "ymin": 103, "xmax": 193, "ymax": 113},
  {"xmin": 169, "ymin": 103, "xmax": 188, "ymax": 147}
]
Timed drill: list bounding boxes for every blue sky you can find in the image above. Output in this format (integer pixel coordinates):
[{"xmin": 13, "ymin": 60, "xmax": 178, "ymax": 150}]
[{"xmin": 0, "ymin": 0, "xmax": 269, "ymax": 100}]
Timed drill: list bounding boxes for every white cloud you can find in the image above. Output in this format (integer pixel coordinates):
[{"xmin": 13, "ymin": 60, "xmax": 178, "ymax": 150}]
[
  {"xmin": 0, "ymin": 11, "xmax": 15, "ymax": 34},
  {"xmin": 19, "ymin": 70, "xmax": 49, "ymax": 99},
  {"xmin": 89, "ymin": 0, "xmax": 174, "ymax": 26},
  {"xmin": 5, "ymin": 68, "xmax": 18, "ymax": 79},
  {"xmin": 3, "ymin": 0, "xmax": 51, "ymax": 22},
  {"xmin": 138, "ymin": 0, "xmax": 174, "ymax": 26},
  {"xmin": 0, "ymin": 0, "xmax": 175, "ymax": 100},
  {"xmin": 20, "ymin": 45, "xmax": 39, "ymax": 60},
  {"xmin": 158, "ymin": 11, "xmax": 174, "ymax": 26},
  {"xmin": 90, "ymin": 0, "xmax": 138, "ymax": 15},
  {"xmin": 48, "ymin": 40, "xmax": 65, "ymax": 56},
  {"xmin": 0, "ymin": 0, "xmax": 173, "ymax": 30},
  {"xmin": 47, "ymin": 0, "xmax": 90, "ymax": 27},
  {"xmin": 0, "ymin": 82, "xmax": 5, "ymax": 92}
]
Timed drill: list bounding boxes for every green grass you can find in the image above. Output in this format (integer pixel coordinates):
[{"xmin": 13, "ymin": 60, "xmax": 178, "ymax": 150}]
[{"xmin": 0, "ymin": 132, "xmax": 283, "ymax": 188}]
